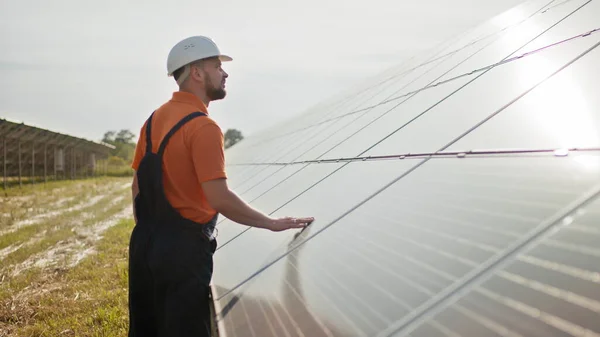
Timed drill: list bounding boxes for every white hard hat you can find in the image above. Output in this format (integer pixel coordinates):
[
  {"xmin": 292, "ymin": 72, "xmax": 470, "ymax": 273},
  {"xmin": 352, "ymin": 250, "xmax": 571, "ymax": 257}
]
[{"xmin": 166, "ymin": 36, "xmax": 232, "ymax": 77}]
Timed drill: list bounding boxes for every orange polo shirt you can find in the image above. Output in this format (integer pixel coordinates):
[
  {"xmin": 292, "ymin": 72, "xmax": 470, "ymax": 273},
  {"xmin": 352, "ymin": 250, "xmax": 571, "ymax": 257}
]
[{"xmin": 131, "ymin": 91, "xmax": 227, "ymax": 224}]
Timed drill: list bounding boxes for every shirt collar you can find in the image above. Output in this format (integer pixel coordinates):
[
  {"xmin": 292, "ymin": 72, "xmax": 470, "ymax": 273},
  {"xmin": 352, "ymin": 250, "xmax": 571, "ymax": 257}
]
[{"xmin": 170, "ymin": 91, "xmax": 209, "ymax": 114}]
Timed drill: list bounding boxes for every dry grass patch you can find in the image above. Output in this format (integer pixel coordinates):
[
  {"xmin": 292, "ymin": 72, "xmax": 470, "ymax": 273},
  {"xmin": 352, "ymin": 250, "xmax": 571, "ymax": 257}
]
[
  {"xmin": 0, "ymin": 177, "xmax": 134, "ymax": 336},
  {"xmin": 0, "ymin": 218, "xmax": 134, "ymax": 337}
]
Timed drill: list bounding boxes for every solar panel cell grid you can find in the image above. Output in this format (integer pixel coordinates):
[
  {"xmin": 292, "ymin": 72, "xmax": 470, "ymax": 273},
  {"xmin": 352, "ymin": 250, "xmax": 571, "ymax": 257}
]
[
  {"xmin": 402, "ymin": 197, "xmax": 600, "ymax": 337},
  {"xmin": 435, "ymin": 0, "xmax": 592, "ymax": 82},
  {"xmin": 214, "ymin": 154, "xmax": 600, "ymax": 336},
  {"xmin": 448, "ymin": 43, "xmax": 600, "ymax": 151},
  {"xmin": 213, "ymin": 0, "xmax": 600, "ymax": 336},
  {"xmin": 364, "ymin": 34, "xmax": 599, "ymax": 157}
]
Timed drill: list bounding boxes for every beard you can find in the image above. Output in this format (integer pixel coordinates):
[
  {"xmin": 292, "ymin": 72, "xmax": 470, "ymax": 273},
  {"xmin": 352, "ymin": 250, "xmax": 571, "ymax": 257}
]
[
  {"xmin": 207, "ymin": 86, "xmax": 226, "ymax": 101},
  {"xmin": 205, "ymin": 77, "xmax": 227, "ymax": 101}
]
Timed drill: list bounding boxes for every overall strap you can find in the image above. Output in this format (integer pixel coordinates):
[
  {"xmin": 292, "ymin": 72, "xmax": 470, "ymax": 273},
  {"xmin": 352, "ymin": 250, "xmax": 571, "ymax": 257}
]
[
  {"xmin": 157, "ymin": 112, "xmax": 207, "ymax": 158},
  {"xmin": 145, "ymin": 111, "xmax": 155, "ymax": 153}
]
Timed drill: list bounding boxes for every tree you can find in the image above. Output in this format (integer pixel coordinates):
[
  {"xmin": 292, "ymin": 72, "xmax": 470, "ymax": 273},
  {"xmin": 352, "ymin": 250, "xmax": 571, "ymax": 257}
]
[
  {"xmin": 224, "ymin": 129, "xmax": 244, "ymax": 149},
  {"xmin": 115, "ymin": 129, "xmax": 136, "ymax": 144},
  {"xmin": 102, "ymin": 131, "xmax": 116, "ymax": 144},
  {"xmin": 102, "ymin": 129, "xmax": 137, "ymax": 162}
]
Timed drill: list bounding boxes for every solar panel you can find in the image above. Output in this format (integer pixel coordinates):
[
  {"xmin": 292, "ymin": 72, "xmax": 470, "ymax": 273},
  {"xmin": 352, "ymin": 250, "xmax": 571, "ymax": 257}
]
[
  {"xmin": 216, "ymin": 154, "xmax": 600, "ymax": 337},
  {"xmin": 0, "ymin": 119, "xmax": 113, "ymax": 187},
  {"xmin": 211, "ymin": 0, "xmax": 600, "ymax": 336},
  {"xmin": 447, "ymin": 44, "xmax": 600, "ymax": 151},
  {"xmin": 398, "ymin": 197, "xmax": 600, "ymax": 337},
  {"xmin": 365, "ymin": 35, "xmax": 599, "ymax": 159}
]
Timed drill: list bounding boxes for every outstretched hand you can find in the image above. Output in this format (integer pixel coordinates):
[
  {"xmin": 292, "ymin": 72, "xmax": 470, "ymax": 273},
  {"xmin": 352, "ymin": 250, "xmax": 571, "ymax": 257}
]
[{"xmin": 268, "ymin": 216, "xmax": 314, "ymax": 232}]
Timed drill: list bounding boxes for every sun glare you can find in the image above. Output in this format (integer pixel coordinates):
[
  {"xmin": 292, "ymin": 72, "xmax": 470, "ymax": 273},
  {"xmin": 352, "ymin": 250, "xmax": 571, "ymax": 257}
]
[{"xmin": 519, "ymin": 58, "xmax": 599, "ymax": 152}]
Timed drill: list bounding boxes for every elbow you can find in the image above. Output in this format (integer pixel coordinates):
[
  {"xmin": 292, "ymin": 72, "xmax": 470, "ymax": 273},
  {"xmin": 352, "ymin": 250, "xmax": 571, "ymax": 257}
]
[{"xmin": 209, "ymin": 199, "xmax": 226, "ymax": 214}]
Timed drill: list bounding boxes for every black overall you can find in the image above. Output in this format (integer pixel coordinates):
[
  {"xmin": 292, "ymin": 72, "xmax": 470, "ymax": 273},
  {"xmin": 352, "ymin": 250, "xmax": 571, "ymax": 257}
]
[{"xmin": 128, "ymin": 111, "xmax": 218, "ymax": 337}]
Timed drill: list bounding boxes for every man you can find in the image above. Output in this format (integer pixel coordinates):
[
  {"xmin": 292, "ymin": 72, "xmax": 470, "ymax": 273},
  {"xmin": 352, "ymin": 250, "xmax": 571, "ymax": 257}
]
[{"xmin": 128, "ymin": 35, "xmax": 314, "ymax": 337}]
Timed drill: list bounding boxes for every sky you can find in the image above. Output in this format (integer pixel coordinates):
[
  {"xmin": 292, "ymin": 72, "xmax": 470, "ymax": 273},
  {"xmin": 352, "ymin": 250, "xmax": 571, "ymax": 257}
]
[{"xmin": 0, "ymin": 0, "xmax": 525, "ymax": 143}]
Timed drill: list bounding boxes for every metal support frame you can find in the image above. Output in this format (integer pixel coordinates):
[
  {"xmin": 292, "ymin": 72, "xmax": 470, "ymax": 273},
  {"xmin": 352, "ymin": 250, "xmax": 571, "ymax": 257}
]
[
  {"xmin": 54, "ymin": 146, "xmax": 58, "ymax": 181},
  {"xmin": 44, "ymin": 143, "xmax": 47, "ymax": 183},
  {"xmin": 0, "ymin": 119, "xmax": 113, "ymax": 187},
  {"xmin": 31, "ymin": 141, "xmax": 35, "ymax": 185},
  {"xmin": 18, "ymin": 140, "xmax": 22, "ymax": 188},
  {"xmin": 71, "ymin": 147, "xmax": 75, "ymax": 180},
  {"xmin": 3, "ymin": 137, "xmax": 6, "ymax": 190}
]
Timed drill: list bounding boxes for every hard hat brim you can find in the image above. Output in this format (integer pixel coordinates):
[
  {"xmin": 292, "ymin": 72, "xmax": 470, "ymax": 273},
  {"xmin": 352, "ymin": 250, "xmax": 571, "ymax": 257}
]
[{"xmin": 218, "ymin": 55, "xmax": 233, "ymax": 62}]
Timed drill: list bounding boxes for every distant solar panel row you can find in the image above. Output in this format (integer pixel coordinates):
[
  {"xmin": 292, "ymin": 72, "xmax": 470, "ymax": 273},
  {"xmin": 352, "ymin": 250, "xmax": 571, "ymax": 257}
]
[
  {"xmin": 0, "ymin": 119, "xmax": 113, "ymax": 187},
  {"xmin": 212, "ymin": 0, "xmax": 600, "ymax": 336}
]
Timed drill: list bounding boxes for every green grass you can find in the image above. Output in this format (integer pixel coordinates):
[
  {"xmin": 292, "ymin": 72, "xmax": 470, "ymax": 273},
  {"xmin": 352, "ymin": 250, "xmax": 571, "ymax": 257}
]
[
  {"xmin": 104, "ymin": 167, "xmax": 134, "ymax": 178},
  {"xmin": 1, "ymin": 177, "xmax": 92, "ymax": 198},
  {"xmin": 0, "ymin": 181, "xmax": 127, "ymax": 253},
  {"xmin": 0, "ymin": 177, "xmax": 127, "ymax": 225},
  {"xmin": 0, "ymin": 175, "xmax": 218, "ymax": 336},
  {"xmin": 0, "ymin": 177, "xmax": 134, "ymax": 336},
  {"xmin": 0, "ymin": 218, "xmax": 134, "ymax": 336},
  {"xmin": 0, "ymin": 175, "xmax": 132, "ymax": 206}
]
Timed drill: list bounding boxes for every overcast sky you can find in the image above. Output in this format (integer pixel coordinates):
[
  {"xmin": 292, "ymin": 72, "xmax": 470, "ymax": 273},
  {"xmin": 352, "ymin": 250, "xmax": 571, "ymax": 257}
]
[{"xmin": 0, "ymin": 0, "xmax": 524, "ymax": 142}]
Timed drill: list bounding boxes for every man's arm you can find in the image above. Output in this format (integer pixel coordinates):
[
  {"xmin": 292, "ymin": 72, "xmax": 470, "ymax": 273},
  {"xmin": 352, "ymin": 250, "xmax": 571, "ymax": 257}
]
[
  {"xmin": 202, "ymin": 178, "xmax": 313, "ymax": 232},
  {"xmin": 192, "ymin": 123, "xmax": 311, "ymax": 231}
]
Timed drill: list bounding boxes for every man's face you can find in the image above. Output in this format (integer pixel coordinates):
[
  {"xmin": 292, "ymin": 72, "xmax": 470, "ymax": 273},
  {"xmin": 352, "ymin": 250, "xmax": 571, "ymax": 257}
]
[{"xmin": 195, "ymin": 58, "xmax": 229, "ymax": 101}]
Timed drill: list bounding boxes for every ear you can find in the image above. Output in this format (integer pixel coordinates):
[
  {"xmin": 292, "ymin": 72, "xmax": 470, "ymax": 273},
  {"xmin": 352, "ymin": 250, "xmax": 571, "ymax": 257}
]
[{"xmin": 190, "ymin": 64, "xmax": 205, "ymax": 83}]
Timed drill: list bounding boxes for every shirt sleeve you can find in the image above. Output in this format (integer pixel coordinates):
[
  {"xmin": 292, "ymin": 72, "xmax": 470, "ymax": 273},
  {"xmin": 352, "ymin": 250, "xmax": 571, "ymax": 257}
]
[
  {"xmin": 131, "ymin": 123, "xmax": 146, "ymax": 171},
  {"xmin": 189, "ymin": 123, "xmax": 227, "ymax": 184}
]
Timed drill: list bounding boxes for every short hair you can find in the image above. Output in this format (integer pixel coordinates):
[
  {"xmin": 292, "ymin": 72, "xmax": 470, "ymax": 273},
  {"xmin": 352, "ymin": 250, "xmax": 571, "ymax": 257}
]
[
  {"xmin": 173, "ymin": 66, "xmax": 186, "ymax": 82},
  {"xmin": 173, "ymin": 59, "xmax": 208, "ymax": 84}
]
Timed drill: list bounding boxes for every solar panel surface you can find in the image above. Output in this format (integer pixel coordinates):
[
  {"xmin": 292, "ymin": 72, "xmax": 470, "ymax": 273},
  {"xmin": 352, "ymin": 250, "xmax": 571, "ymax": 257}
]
[{"xmin": 212, "ymin": 0, "xmax": 600, "ymax": 336}]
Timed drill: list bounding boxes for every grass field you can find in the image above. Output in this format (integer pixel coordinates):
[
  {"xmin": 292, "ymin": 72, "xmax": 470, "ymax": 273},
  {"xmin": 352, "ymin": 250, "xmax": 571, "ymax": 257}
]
[{"xmin": 0, "ymin": 177, "xmax": 133, "ymax": 336}]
